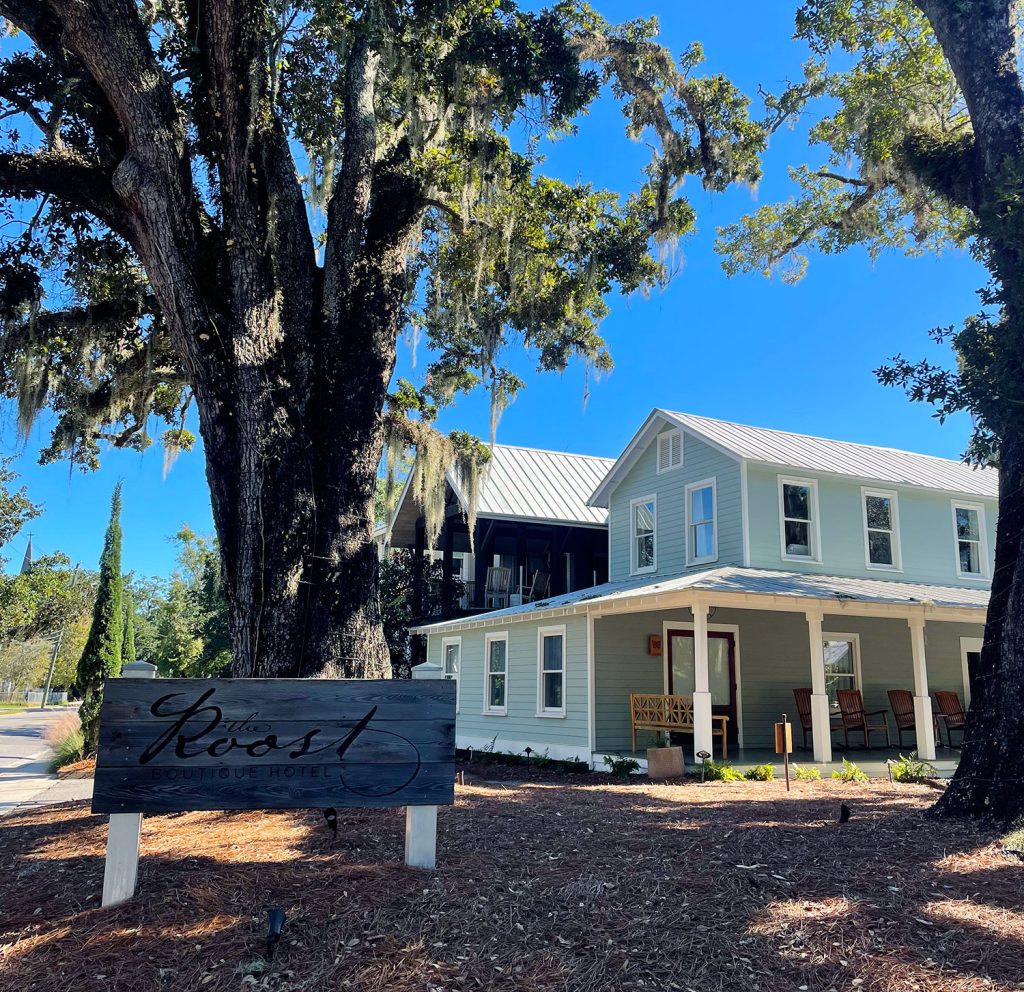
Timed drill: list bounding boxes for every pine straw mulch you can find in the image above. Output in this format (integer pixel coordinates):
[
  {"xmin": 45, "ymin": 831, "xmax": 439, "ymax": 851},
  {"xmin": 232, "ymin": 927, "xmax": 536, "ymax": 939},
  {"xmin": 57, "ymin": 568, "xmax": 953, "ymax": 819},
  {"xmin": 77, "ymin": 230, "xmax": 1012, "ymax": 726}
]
[{"xmin": 1, "ymin": 778, "xmax": 1022, "ymax": 992}]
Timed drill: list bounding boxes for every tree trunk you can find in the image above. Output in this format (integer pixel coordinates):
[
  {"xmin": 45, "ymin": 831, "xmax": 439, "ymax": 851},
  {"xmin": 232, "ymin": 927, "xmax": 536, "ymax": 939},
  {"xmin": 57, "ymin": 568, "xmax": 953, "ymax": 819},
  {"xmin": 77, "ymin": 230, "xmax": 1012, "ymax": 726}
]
[{"xmin": 936, "ymin": 427, "xmax": 1024, "ymax": 822}]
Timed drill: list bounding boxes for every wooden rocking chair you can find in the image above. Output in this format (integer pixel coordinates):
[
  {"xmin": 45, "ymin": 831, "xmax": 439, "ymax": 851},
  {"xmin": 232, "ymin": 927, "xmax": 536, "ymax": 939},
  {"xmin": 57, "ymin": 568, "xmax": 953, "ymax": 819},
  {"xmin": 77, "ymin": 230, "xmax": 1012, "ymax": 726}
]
[
  {"xmin": 483, "ymin": 566, "xmax": 512, "ymax": 610},
  {"xmin": 793, "ymin": 687, "xmax": 841, "ymax": 749},
  {"xmin": 887, "ymin": 689, "xmax": 917, "ymax": 748},
  {"xmin": 525, "ymin": 570, "xmax": 551, "ymax": 602},
  {"xmin": 934, "ymin": 690, "xmax": 967, "ymax": 748},
  {"xmin": 836, "ymin": 689, "xmax": 891, "ymax": 749}
]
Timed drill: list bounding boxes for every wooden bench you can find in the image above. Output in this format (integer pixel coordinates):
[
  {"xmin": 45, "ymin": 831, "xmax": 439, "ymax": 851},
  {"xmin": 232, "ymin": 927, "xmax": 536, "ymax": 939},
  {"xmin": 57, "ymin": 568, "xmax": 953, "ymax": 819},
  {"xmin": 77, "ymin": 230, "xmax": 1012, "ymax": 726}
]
[{"xmin": 630, "ymin": 693, "xmax": 730, "ymax": 759}]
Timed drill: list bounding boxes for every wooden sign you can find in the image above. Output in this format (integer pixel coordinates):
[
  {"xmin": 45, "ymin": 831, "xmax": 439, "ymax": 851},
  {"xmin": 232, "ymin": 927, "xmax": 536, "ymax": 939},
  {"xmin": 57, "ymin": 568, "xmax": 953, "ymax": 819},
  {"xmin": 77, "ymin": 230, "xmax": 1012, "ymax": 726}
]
[
  {"xmin": 774, "ymin": 719, "xmax": 793, "ymax": 754},
  {"xmin": 93, "ymin": 678, "xmax": 456, "ymax": 815},
  {"xmin": 648, "ymin": 634, "xmax": 662, "ymax": 656}
]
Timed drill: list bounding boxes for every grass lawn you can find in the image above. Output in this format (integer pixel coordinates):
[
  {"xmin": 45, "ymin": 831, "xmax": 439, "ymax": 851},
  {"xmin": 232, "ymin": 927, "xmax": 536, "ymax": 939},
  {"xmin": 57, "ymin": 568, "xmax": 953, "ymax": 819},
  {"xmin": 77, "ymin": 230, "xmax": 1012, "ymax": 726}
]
[{"xmin": 0, "ymin": 775, "xmax": 1021, "ymax": 992}]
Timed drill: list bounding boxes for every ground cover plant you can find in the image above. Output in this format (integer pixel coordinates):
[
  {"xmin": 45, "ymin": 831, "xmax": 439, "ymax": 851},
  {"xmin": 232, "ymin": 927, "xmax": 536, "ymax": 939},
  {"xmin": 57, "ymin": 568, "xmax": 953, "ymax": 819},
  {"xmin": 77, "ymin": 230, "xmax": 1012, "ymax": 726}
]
[{"xmin": 1, "ymin": 779, "xmax": 1021, "ymax": 992}]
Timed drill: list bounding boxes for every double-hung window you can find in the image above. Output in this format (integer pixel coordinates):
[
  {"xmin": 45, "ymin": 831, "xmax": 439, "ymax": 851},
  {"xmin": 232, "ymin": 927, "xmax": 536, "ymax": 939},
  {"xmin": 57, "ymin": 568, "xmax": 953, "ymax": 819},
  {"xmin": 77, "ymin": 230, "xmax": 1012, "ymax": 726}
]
[
  {"xmin": 779, "ymin": 478, "xmax": 820, "ymax": 560},
  {"xmin": 537, "ymin": 626, "xmax": 566, "ymax": 717},
  {"xmin": 686, "ymin": 478, "xmax": 717, "ymax": 565},
  {"xmin": 441, "ymin": 637, "xmax": 461, "ymax": 711},
  {"xmin": 952, "ymin": 502, "xmax": 987, "ymax": 578},
  {"xmin": 631, "ymin": 495, "xmax": 657, "ymax": 574},
  {"xmin": 484, "ymin": 633, "xmax": 507, "ymax": 715},
  {"xmin": 862, "ymin": 489, "xmax": 901, "ymax": 570}
]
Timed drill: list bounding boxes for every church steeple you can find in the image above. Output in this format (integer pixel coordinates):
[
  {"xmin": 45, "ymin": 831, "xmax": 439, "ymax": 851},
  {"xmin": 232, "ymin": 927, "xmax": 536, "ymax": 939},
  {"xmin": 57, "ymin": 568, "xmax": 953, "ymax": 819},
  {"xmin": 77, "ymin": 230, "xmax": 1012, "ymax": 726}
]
[{"xmin": 19, "ymin": 533, "xmax": 33, "ymax": 574}]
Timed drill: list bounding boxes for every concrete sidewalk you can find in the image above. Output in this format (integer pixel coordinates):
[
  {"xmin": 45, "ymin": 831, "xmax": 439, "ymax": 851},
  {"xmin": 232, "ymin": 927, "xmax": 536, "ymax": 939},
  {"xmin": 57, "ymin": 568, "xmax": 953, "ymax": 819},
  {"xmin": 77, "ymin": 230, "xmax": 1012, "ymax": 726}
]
[{"xmin": 0, "ymin": 707, "xmax": 93, "ymax": 816}]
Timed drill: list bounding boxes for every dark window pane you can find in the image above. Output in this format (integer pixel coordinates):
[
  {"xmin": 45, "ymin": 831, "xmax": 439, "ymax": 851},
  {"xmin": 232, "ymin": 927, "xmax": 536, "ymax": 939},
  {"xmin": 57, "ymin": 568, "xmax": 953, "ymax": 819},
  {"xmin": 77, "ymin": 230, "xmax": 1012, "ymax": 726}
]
[
  {"xmin": 489, "ymin": 674, "xmax": 505, "ymax": 707},
  {"xmin": 637, "ymin": 534, "xmax": 655, "ymax": 568},
  {"xmin": 783, "ymin": 484, "xmax": 809, "ymax": 520},
  {"xmin": 544, "ymin": 673, "xmax": 563, "ymax": 710},
  {"xmin": 543, "ymin": 635, "xmax": 562, "ymax": 671},
  {"xmin": 956, "ymin": 507, "xmax": 979, "ymax": 540},
  {"xmin": 959, "ymin": 541, "xmax": 980, "ymax": 574},
  {"xmin": 865, "ymin": 495, "xmax": 891, "ymax": 530},
  {"xmin": 489, "ymin": 641, "xmax": 506, "ymax": 673},
  {"xmin": 868, "ymin": 530, "xmax": 893, "ymax": 565},
  {"xmin": 784, "ymin": 520, "xmax": 810, "ymax": 555}
]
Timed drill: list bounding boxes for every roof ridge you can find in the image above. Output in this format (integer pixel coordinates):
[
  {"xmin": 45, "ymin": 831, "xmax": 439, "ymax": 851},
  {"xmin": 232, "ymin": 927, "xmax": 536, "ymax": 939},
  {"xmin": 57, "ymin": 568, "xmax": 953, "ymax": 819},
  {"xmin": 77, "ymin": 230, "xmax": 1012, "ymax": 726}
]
[
  {"xmin": 662, "ymin": 410, "xmax": 993, "ymax": 472},
  {"xmin": 489, "ymin": 442, "xmax": 615, "ymax": 461}
]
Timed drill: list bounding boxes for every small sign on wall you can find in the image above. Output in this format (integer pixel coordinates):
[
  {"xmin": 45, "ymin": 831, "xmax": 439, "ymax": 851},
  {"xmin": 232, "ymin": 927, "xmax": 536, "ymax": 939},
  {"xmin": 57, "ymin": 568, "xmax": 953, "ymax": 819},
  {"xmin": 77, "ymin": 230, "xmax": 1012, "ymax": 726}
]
[{"xmin": 648, "ymin": 634, "xmax": 662, "ymax": 657}]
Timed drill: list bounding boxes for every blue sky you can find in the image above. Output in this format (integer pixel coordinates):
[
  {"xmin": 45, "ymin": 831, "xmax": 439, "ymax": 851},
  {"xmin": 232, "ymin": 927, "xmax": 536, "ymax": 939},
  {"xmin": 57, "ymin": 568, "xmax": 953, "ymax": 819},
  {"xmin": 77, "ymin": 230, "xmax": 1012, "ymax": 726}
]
[{"xmin": 1, "ymin": 3, "xmax": 985, "ymax": 579}]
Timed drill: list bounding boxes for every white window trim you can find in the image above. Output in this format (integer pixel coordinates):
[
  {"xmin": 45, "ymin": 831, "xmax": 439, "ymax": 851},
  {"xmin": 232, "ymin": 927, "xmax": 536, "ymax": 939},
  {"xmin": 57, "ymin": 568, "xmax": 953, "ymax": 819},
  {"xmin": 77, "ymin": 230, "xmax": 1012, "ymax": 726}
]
[
  {"xmin": 630, "ymin": 493, "xmax": 658, "ymax": 575},
  {"xmin": 861, "ymin": 487, "xmax": 903, "ymax": 572},
  {"xmin": 685, "ymin": 476, "xmax": 719, "ymax": 566},
  {"xmin": 441, "ymin": 636, "xmax": 462, "ymax": 713},
  {"xmin": 951, "ymin": 500, "xmax": 990, "ymax": 580},
  {"xmin": 656, "ymin": 428, "xmax": 683, "ymax": 474},
  {"xmin": 536, "ymin": 624, "xmax": 567, "ymax": 718},
  {"xmin": 822, "ymin": 631, "xmax": 862, "ymax": 704},
  {"xmin": 777, "ymin": 476, "xmax": 822, "ymax": 563},
  {"xmin": 483, "ymin": 631, "xmax": 508, "ymax": 716}
]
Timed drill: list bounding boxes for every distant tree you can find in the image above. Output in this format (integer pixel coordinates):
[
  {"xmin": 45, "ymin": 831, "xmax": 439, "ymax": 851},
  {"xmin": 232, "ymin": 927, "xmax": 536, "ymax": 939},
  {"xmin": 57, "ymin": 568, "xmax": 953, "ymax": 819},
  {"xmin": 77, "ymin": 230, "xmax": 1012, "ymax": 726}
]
[
  {"xmin": 0, "ymin": 0, "xmax": 773, "ymax": 679},
  {"xmin": 379, "ymin": 550, "xmax": 461, "ymax": 678},
  {"xmin": 0, "ymin": 458, "xmax": 40, "ymax": 566},
  {"xmin": 0, "ymin": 553, "xmax": 87, "ymax": 642},
  {"xmin": 717, "ymin": 0, "xmax": 1024, "ymax": 822},
  {"xmin": 50, "ymin": 613, "xmax": 92, "ymax": 693},
  {"xmin": 0, "ymin": 637, "xmax": 49, "ymax": 691},
  {"xmin": 78, "ymin": 483, "xmax": 124, "ymax": 753}
]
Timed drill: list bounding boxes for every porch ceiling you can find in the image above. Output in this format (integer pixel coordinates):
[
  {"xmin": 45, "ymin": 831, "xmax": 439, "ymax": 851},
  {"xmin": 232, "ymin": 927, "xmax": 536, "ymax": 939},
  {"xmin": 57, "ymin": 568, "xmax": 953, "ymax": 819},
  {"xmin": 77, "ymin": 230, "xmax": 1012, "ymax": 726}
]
[{"xmin": 412, "ymin": 565, "xmax": 989, "ymax": 633}]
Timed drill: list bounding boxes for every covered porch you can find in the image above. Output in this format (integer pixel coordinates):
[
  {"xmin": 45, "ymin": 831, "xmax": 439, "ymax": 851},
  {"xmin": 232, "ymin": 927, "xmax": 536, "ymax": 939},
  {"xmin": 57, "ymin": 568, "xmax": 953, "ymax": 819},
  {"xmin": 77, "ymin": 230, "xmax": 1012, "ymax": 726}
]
[{"xmin": 588, "ymin": 569, "xmax": 985, "ymax": 769}]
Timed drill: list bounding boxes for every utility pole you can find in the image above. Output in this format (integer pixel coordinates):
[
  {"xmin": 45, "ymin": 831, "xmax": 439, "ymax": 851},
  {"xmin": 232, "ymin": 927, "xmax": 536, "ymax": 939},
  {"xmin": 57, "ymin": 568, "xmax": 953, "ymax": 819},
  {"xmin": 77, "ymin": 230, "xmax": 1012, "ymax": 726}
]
[{"xmin": 39, "ymin": 564, "xmax": 80, "ymax": 711}]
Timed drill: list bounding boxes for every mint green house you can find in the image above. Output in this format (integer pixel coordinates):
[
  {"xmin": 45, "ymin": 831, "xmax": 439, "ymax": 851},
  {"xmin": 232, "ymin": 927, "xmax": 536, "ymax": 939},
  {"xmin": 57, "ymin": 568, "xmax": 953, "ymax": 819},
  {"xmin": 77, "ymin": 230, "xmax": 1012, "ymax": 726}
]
[{"xmin": 414, "ymin": 411, "xmax": 994, "ymax": 771}]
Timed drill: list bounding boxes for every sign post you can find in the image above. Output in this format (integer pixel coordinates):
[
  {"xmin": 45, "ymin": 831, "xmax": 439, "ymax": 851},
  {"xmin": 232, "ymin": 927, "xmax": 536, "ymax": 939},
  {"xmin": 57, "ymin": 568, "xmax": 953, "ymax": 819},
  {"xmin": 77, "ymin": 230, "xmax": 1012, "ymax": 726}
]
[
  {"xmin": 94, "ymin": 671, "xmax": 456, "ymax": 904},
  {"xmin": 774, "ymin": 713, "xmax": 793, "ymax": 792},
  {"xmin": 101, "ymin": 660, "xmax": 157, "ymax": 907}
]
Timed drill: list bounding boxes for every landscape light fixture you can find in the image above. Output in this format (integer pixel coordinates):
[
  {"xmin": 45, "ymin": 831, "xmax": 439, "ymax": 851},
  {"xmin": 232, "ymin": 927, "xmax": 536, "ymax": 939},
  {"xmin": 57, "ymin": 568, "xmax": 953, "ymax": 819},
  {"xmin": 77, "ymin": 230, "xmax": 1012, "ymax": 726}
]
[
  {"xmin": 266, "ymin": 907, "xmax": 286, "ymax": 960},
  {"xmin": 524, "ymin": 746, "xmax": 533, "ymax": 765},
  {"xmin": 696, "ymin": 750, "xmax": 711, "ymax": 783},
  {"xmin": 323, "ymin": 807, "xmax": 338, "ymax": 839}
]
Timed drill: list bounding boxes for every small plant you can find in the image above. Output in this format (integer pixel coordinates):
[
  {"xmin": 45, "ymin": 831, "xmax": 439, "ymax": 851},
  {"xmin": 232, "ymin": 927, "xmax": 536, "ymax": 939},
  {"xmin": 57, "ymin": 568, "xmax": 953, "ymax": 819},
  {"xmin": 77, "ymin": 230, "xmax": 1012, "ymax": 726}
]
[
  {"xmin": 793, "ymin": 764, "xmax": 822, "ymax": 782},
  {"xmin": 889, "ymin": 752, "xmax": 939, "ymax": 783},
  {"xmin": 45, "ymin": 713, "xmax": 85, "ymax": 773},
  {"xmin": 603, "ymin": 754, "xmax": 641, "ymax": 777},
  {"xmin": 701, "ymin": 758, "xmax": 746, "ymax": 782},
  {"xmin": 1002, "ymin": 818, "xmax": 1024, "ymax": 857},
  {"xmin": 745, "ymin": 763, "xmax": 775, "ymax": 782},
  {"xmin": 831, "ymin": 757, "xmax": 869, "ymax": 783}
]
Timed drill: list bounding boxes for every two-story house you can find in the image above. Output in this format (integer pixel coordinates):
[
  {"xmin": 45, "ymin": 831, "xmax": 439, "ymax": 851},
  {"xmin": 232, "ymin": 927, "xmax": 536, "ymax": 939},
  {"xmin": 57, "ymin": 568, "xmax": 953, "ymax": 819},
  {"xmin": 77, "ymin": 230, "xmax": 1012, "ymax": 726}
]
[{"xmin": 413, "ymin": 410, "xmax": 995, "ymax": 771}]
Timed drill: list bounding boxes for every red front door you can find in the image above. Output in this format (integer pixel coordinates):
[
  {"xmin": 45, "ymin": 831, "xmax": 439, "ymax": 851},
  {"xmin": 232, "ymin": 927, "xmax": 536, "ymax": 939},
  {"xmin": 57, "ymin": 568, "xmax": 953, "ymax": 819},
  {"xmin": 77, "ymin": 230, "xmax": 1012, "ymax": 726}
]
[{"xmin": 666, "ymin": 629, "xmax": 738, "ymax": 747}]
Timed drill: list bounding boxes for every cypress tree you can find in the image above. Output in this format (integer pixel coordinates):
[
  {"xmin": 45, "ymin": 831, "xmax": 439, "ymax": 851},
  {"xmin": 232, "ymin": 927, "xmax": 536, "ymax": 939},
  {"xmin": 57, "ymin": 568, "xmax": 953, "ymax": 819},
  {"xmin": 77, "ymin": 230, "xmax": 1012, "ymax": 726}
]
[
  {"xmin": 78, "ymin": 483, "xmax": 124, "ymax": 754},
  {"xmin": 122, "ymin": 587, "xmax": 137, "ymax": 667}
]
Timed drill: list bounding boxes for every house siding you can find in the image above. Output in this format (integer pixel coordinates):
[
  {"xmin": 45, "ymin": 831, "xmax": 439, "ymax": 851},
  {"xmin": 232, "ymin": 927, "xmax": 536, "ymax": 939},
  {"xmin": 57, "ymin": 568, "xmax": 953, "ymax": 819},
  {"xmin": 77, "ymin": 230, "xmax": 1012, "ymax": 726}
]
[
  {"xmin": 593, "ymin": 607, "xmax": 981, "ymax": 752},
  {"xmin": 745, "ymin": 463, "xmax": 998, "ymax": 588},
  {"xmin": 427, "ymin": 614, "xmax": 591, "ymax": 761},
  {"xmin": 607, "ymin": 427, "xmax": 743, "ymax": 581}
]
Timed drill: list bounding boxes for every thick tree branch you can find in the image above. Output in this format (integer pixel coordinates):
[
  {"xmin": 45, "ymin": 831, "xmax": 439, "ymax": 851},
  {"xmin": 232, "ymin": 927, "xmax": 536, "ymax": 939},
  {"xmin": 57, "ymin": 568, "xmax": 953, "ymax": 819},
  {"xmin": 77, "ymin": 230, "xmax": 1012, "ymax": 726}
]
[{"xmin": 0, "ymin": 150, "xmax": 131, "ymax": 236}]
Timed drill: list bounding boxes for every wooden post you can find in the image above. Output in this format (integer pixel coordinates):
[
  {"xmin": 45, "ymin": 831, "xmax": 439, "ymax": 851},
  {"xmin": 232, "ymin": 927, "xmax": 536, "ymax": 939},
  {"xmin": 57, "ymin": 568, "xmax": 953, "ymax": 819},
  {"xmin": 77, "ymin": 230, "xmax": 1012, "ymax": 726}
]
[
  {"xmin": 691, "ymin": 602, "xmax": 714, "ymax": 762},
  {"xmin": 101, "ymin": 660, "xmax": 157, "ymax": 907},
  {"xmin": 775, "ymin": 714, "xmax": 793, "ymax": 792},
  {"xmin": 407, "ymin": 661, "xmax": 442, "ymax": 869},
  {"xmin": 908, "ymin": 615, "xmax": 937, "ymax": 760},
  {"xmin": 805, "ymin": 610, "xmax": 833, "ymax": 764}
]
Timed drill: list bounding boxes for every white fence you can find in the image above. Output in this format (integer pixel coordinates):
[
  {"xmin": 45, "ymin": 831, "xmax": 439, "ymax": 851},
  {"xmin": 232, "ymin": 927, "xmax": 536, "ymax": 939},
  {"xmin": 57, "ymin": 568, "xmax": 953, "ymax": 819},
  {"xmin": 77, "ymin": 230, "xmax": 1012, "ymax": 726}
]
[{"xmin": 0, "ymin": 689, "xmax": 69, "ymax": 705}]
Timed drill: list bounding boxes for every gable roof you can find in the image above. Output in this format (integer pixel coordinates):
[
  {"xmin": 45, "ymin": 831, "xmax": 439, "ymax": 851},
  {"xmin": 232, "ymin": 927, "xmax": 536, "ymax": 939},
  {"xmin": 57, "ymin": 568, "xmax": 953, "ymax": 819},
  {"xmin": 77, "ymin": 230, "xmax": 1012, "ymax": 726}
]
[
  {"xmin": 388, "ymin": 443, "xmax": 613, "ymax": 546},
  {"xmin": 589, "ymin": 409, "xmax": 997, "ymax": 505}
]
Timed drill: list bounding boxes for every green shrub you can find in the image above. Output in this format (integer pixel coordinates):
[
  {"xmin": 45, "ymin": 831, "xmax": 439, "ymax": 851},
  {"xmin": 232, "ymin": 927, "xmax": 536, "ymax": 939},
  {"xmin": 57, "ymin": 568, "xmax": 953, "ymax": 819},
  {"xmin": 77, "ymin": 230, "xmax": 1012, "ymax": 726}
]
[
  {"xmin": 831, "ymin": 757, "xmax": 869, "ymax": 783},
  {"xmin": 890, "ymin": 752, "xmax": 939, "ymax": 783},
  {"xmin": 603, "ymin": 754, "xmax": 641, "ymax": 777},
  {"xmin": 744, "ymin": 763, "xmax": 775, "ymax": 782},
  {"xmin": 702, "ymin": 758, "xmax": 746, "ymax": 782},
  {"xmin": 457, "ymin": 744, "xmax": 589, "ymax": 774},
  {"xmin": 793, "ymin": 764, "xmax": 822, "ymax": 782},
  {"xmin": 46, "ymin": 714, "xmax": 84, "ymax": 773},
  {"xmin": 1002, "ymin": 818, "xmax": 1024, "ymax": 856}
]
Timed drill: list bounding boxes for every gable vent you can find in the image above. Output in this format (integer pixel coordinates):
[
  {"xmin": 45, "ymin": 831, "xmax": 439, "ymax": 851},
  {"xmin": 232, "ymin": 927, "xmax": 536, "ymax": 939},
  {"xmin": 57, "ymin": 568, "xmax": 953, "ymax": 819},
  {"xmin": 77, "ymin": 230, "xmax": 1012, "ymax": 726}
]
[{"xmin": 657, "ymin": 429, "xmax": 682, "ymax": 472}]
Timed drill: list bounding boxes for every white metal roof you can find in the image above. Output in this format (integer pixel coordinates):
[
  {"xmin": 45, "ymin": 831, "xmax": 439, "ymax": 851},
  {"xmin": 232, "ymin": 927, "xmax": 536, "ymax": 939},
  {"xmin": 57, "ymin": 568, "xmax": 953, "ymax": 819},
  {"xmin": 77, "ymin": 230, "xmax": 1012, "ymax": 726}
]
[
  {"xmin": 413, "ymin": 565, "xmax": 988, "ymax": 633},
  {"xmin": 450, "ymin": 444, "xmax": 613, "ymax": 527},
  {"xmin": 663, "ymin": 411, "xmax": 998, "ymax": 498}
]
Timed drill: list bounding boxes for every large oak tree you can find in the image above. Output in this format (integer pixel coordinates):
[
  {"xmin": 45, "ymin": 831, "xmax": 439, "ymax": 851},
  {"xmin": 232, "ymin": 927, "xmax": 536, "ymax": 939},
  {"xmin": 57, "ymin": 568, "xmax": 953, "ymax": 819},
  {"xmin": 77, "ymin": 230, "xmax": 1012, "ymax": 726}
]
[
  {"xmin": 719, "ymin": 0, "xmax": 1024, "ymax": 822},
  {"xmin": 0, "ymin": 2, "xmax": 768, "ymax": 679}
]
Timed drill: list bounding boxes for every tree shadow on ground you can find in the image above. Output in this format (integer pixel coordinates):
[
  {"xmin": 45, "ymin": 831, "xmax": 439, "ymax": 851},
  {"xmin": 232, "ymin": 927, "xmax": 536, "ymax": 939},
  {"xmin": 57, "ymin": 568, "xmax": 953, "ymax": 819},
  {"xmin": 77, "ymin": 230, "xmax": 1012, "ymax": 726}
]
[{"xmin": 0, "ymin": 779, "xmax": 1020, "ymax": 992}]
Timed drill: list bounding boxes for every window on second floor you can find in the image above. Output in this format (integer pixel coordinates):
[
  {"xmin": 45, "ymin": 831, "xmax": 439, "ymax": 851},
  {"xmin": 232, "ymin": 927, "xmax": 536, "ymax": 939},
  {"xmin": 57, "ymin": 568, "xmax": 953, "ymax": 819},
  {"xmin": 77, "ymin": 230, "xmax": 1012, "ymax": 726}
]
[
  {"xmin": 657, "ymin": 429, "xmax": 682, "ymax": 472},
  {"xmin": 779, "ymin": 478, "xmax": 820, "ymax": 561},
  {"xmin": 952, "ymin": 502, "xmax": 987, "ymax": 578},
  {"xmin": 862, "ymin": 489, "xmax": 902, "ymax": 570},
  {"xmin": 631, "ymin": 495, "xmax": 657, "ymax": 574},
  {"xmin": 686, "ymin": 478, "xmax": 717, "ymax": 565}
]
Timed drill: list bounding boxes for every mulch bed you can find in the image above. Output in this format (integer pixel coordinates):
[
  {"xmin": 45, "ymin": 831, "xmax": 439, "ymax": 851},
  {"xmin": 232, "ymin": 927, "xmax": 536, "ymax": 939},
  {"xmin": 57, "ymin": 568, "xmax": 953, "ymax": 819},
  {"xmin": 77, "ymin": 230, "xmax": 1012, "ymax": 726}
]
[{"xmin": 1, "ymin": 778, "xmax": 1021, "ymax": 992}]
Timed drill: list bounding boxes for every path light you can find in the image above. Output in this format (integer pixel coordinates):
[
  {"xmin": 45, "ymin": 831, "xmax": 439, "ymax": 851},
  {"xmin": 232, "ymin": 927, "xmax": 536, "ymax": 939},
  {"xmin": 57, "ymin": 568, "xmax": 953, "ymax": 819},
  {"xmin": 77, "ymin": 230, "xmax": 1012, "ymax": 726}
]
[
  {"xmin": 885, "ymin": 758, "xmax": 895, "ymax": 785},
  {"xmin": 697, "ymin": 750, "xmax": 711, "ymax": 783},
  {"xmin": 323, "ymin": 807, "xmax": 338, "ymax": 839},
  {"xmin": 524, "ymin": 746, "xmax": 533, "ymax": 765},
  {"xmin": 266, "ymin": 907, "xmax": 286, "ymax": 960}
]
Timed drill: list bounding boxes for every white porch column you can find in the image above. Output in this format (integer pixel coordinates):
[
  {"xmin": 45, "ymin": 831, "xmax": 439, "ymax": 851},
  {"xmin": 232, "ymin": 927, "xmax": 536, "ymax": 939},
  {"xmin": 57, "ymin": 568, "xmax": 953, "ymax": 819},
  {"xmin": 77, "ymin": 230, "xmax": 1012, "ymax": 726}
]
[
  {"xmin": 691, "ymin": 601, "xmax": 714, "ymax": 762},
  {"xmin": 805, "ymin": 609, "xmax": 833, "ymax": 764},
  {"xmin": 908, "ymin": 615, "xmax": 937, "ymax": 760}
]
